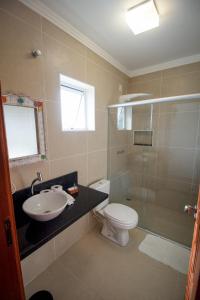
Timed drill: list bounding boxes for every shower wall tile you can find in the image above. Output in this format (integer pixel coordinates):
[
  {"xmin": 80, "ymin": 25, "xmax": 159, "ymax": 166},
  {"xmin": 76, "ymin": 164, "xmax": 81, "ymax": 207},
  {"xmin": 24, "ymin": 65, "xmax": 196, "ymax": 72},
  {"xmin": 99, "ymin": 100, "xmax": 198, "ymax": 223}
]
[
  {"xmin": 157, "ymin": 111, "xmax": 199, "ymax": 148},
  {"xmin": 162, "ymin": 62, "xmax": 200, "ymax": 78},
  {"xmin": 159, "ymin": 100, "xmax": 200, "ymax": 113},
  {"xmin": 128, "ymin": 78, "xmax": 161, "ymax": 99},
  {"xmin": 145, "ymin": 176, "xmax": 194, "ymax": 211},
  {"xmin": 109, "ymin": 146, "xmax": 129, "ymax": 178},
  {"xmin": 110, "ymin": 172, "xmax": 130, "ymax": 202},
  {"xmin": 128, "ymin": 172, "xmax": 146, "ymax": 201},
  {"xmin": 161, "ymin": 71, "xmax": 200, "ymax": 97},
  {"xmin": 128, "ymin": 62, "xmax": 200, "ymax": 208},
  {"xmin": 157, "ymin": 147, "xmax": 195, "ymax": 183},
  {"xmin": 131, "ymin": 71, "xmax": 162, "ymax": 83},
  {"xmin": 128, "ymin": 147, "xmax": 158, "ymax": 177}
]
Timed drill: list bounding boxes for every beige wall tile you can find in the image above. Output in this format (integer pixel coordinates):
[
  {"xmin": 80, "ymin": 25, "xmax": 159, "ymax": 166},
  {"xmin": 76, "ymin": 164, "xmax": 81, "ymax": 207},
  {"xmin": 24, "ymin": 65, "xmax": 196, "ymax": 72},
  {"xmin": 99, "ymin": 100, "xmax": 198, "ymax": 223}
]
[
  {"xmin": 42, "ymin": 18, "xmax": 86, "ymax": 56},
  {"xmin": 87, "ymin": 150, "xmax": 107, "ymax": 184},
  {"xmin": 129, "ymin": 71, "xmax": 162, "ymax": 84},
  {"xmin": 49, "ymin": 154, "xmax": 87, "ymax": 185},
  {"xmin": 0, "ymin": 10, "xmax": 44, "ymax": 99},
  {"xmin": 109, "ymin": 146, "xmax": 128, "ymax": 178},
  {"xmin": 161, "ymin": 71, "xmax": 200, "ymax": 97},
  {"xmin": 86, "ymin": 60, "xmax": 125, "ymax": 109},
  {"xmin": 46, "ymin": 101, "xmax": 87, "ymax": 159},
  {"xmin": 0, "ymin": 0, "xmax": 41, "ymax": 30},
  {"xmin": 21, "ymin": 239, "xmax": 55, "ymax": 286},
  {"xmin": 10, "ymin": 160, "xmax": 50, "ymax": 190},
  {"xmin": 54, "ymin": 214, "xmax": 90, "ymax": 259},
  {"xmin": 110, "ymin": 172, "xmax": 130, "ymax": 202},
  {"xmin": 87, "ymin": 48, "xmax": 128, "ymax": 81},
  {"xmin": 43, "ymin": 34, "xmax": 86, "ymax": 102},
  {"xmin": 157, "ymin": 111, "xmax": 199, "ymax": 148},
  {"xmin": 159, "ymin": 99, "xmax": 200, "ymax": 113},
  {"xmin": 87, "ymin": 110, "xmax": 107, "ymax": 152},
  {"xmin": 128, "ymin": 147, "xmax": 158, "ymax": 177},
  {"xmin": 162, "ymin": 62, "xmax": 200, "ymax": 78},
  {"xmin": 157, "ymin": 147, "xmax": 195, "ymax": 183},
  {"xmin": 128, "ymin": 78, "xmax": 161, "ymax": 98}
]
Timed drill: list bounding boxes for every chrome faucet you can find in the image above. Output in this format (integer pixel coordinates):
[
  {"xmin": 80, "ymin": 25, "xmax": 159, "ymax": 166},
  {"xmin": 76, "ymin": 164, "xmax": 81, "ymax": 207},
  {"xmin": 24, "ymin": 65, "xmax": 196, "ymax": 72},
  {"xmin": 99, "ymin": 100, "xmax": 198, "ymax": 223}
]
[{"xmin": 31, "ymin": 172, "xmax": 43, "ymax": 195}]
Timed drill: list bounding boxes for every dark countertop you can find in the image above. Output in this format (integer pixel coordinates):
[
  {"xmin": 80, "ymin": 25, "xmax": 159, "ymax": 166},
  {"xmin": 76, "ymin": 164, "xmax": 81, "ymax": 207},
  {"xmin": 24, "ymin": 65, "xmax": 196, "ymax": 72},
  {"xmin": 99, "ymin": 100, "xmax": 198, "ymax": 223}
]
[{"xmin": 13, "ymin": 172, "xmax": 107, "ymax": 259}]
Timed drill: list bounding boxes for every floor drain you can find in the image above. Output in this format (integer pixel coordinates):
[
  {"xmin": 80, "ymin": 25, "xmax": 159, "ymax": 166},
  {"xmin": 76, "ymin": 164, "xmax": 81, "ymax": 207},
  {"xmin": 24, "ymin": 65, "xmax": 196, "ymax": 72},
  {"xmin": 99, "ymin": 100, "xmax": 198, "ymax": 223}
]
[{"xmin": 126, "ymin": 198, "xmax": 132, "ymax": 201}]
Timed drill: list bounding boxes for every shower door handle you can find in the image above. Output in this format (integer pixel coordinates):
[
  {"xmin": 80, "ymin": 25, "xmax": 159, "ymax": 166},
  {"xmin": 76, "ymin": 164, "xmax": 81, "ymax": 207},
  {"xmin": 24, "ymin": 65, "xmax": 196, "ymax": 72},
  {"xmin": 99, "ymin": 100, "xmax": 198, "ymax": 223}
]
[{"xmin": 184, "ymin": 205, "xmax": 197, "ymax": 219}]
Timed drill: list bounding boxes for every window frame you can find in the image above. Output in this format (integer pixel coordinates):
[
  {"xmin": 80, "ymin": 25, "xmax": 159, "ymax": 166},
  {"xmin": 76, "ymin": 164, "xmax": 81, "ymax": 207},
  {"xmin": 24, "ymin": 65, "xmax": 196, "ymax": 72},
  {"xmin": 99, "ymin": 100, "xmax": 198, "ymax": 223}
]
[{"xmin": 60, "ymin": 74, "xmax": 95, "ymax": 132}]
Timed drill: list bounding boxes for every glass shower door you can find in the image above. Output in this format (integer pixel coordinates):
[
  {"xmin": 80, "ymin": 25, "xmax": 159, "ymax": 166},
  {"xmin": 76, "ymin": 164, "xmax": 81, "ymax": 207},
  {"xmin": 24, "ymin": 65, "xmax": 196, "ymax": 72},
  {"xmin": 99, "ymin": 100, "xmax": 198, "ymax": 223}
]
[{"xmin": 108, "ymin": 100, "xmax": 199, "ymax": 247}]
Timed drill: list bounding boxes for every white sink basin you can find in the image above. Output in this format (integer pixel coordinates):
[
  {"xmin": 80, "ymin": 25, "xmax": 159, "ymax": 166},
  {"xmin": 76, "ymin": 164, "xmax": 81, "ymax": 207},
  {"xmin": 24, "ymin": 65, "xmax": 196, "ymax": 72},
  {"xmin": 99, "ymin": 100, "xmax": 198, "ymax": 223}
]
[{"xmin": 22, "ymin": 191, "xmax": 69, "ymax": 222}]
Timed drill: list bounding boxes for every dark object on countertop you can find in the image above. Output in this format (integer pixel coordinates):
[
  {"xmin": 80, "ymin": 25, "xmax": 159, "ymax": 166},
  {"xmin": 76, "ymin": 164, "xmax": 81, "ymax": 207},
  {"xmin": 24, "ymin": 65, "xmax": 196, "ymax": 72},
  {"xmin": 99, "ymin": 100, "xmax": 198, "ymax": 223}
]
[{"xmin": 29, "ymin": 290, "xmax": 53, "ymax": 300}]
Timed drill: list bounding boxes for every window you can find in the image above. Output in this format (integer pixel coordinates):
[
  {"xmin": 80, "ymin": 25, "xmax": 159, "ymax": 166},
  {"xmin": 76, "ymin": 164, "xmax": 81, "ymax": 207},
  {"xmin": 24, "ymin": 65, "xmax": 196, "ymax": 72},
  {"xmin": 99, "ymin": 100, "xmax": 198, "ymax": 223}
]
[
  {"xmin": 117, "ymin": 107, "xmax": 132, "ymax": 130},
  {"xmin": 60, "ymin": 74, "xmax": 95, "ymax": 131}
]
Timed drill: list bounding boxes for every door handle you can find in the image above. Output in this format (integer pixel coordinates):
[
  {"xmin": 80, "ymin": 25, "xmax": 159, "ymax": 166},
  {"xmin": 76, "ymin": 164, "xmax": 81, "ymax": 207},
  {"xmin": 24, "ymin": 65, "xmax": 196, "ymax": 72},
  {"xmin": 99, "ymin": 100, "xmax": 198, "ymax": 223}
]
[{"xmin": 184, "ymin": 205, "xmax": 197, "ymax": 219}]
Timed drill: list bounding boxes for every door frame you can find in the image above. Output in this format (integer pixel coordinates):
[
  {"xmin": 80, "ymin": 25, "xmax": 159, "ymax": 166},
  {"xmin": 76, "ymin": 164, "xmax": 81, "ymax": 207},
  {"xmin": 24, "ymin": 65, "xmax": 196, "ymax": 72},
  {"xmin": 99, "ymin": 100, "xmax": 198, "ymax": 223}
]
[
  {"xmin": 0, "ymin": 85, "xmax": 25, "ymax": 300},
  {"xmin": 185, "ymin": 187, "xmax": 200, "ymax": 300}
]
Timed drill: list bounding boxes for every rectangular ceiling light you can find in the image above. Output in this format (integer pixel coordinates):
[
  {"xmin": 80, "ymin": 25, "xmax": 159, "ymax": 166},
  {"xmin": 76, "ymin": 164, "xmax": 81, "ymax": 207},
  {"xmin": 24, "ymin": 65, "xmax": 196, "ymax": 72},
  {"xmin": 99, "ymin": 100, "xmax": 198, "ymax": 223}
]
[{"xmin": 126, "ymin": 0, "xmax": 159, "ymax": 35}]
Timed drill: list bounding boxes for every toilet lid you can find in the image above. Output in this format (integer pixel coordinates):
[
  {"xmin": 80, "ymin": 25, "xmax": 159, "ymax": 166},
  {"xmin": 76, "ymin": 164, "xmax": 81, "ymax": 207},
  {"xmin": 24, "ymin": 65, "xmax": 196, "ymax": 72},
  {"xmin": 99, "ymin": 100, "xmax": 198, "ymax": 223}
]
[{"xmin": 104, "ymin": 203, "xmax": 138, "ymax": 225}]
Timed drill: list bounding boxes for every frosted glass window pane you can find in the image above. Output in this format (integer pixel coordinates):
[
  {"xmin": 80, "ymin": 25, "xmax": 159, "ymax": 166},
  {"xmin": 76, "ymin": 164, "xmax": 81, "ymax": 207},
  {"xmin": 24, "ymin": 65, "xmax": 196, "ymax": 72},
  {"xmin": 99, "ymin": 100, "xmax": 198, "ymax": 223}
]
[
  {"xmin": 117, "ymin": 107, "xmax": 125, "ymax": 130},
  {"xmin": 3, "ymin": 105, "xmax": 38, "ymax": 159},
  {"xmin": 61, "ymin": 86, "xmax": 86, "ymax": 130}
]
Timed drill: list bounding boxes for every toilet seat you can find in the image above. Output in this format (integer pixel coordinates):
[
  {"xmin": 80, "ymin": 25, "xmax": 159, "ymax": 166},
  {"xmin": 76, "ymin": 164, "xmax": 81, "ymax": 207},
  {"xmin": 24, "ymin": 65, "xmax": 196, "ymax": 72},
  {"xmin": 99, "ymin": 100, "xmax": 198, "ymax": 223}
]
[{"xmin": 104, "ymin": 203, "xmax": 138, "ymax": 227}]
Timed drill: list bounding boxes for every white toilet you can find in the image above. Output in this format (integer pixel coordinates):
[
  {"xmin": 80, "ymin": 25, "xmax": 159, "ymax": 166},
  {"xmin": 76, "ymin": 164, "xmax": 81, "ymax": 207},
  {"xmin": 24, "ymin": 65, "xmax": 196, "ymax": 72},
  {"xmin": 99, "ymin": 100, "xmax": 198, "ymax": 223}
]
[{"xmin": 90, "ymin": 179, "xmax": 138, "ymax": 246}]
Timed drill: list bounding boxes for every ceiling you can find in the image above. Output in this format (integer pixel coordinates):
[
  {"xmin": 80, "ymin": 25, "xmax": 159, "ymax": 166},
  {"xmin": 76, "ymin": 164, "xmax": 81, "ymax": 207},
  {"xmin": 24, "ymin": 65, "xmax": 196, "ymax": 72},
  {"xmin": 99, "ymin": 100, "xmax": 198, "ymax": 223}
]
[{"xmin": 21, "ymin": 0, "xmax": 200, "ymax": 76}]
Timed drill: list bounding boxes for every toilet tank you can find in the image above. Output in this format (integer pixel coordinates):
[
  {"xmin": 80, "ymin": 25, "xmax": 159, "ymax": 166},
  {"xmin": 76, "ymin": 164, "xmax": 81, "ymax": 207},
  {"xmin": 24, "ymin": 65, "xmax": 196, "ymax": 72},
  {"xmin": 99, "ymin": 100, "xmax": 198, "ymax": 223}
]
[{"xmin": 89, "ymin": 179, "xmax": 110, "ymax": 212}]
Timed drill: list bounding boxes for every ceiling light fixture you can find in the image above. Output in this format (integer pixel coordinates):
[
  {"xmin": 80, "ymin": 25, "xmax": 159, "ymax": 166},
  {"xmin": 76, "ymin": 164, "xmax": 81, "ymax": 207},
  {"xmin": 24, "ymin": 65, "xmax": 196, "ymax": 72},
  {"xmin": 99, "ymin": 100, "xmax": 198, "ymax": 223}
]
[{"xmin": 126, "ymin": 0, "xmax": 159, "ymax": 35}]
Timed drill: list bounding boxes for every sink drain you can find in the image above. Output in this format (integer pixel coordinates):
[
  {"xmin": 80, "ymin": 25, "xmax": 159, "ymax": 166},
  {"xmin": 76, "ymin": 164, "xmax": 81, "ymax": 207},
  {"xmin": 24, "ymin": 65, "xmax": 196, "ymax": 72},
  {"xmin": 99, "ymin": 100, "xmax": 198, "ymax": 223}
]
[{"xmin": 44, "ymin": 210, "xmax": 51, "ymax": 213}]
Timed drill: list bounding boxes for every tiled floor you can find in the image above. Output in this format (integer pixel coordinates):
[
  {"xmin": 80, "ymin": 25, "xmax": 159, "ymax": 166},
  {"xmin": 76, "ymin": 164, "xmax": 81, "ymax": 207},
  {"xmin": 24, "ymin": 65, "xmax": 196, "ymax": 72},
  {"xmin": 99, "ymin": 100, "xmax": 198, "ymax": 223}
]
[{"xmin": 25, "ymin": 227, "xmax": 187, "ymax": 300}]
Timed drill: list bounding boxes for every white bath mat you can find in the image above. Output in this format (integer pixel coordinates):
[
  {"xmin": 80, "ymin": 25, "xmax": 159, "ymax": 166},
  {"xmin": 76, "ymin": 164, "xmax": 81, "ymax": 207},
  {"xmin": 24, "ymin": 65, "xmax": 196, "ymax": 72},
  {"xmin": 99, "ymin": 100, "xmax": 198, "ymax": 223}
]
[{"xmin": 139, "ymin": 234, "xmax": 190, "ymax": 274}]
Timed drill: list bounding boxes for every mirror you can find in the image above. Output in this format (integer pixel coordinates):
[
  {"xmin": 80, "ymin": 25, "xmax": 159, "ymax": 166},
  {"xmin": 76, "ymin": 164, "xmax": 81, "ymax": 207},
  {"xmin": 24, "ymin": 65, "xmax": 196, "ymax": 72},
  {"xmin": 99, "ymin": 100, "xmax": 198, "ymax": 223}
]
[{"xmin": 2, "ymin": 94, "xmax": 46, "ymax": 166}]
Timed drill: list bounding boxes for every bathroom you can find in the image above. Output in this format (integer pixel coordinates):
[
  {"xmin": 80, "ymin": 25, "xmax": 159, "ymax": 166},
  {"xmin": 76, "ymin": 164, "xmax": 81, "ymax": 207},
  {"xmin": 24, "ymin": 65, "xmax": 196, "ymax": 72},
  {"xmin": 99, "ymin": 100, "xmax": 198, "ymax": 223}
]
[{"xmin": 0, "ymin": 0, "xmax": 200, "ymax": 299}]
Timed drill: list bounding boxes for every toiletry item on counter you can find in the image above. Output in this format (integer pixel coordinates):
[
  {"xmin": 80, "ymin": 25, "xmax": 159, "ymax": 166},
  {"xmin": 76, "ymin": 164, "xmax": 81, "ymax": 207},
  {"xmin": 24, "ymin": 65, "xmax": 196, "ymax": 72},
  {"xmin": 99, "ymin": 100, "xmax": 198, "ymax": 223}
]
[
  {"xmin": 51, "ymin": 185, "xmax": 63, "ymax": 191},
  {"xmin": 66, "ymin": 193, "xmax": 75, "ymax": 205},
  {"xmin": 67, "ymin": 184, "xmax": 79, "ymax": 195}
]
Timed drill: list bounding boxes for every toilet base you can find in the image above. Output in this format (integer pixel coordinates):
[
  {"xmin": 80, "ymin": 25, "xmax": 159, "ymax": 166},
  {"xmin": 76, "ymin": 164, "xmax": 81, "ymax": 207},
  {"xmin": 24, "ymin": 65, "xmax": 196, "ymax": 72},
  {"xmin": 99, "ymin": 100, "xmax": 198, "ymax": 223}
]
[{"xmin": 101, "ymin": 220, "xmax": 129, "ymax": 246}]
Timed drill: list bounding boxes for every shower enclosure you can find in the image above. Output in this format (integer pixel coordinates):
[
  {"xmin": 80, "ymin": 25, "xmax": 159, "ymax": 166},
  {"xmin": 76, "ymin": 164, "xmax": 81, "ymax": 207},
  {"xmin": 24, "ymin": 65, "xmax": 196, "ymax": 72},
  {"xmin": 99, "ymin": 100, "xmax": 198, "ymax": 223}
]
[{"xmin": 108, "ymin": 94, "xmax": 200, "ymax": 247}]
